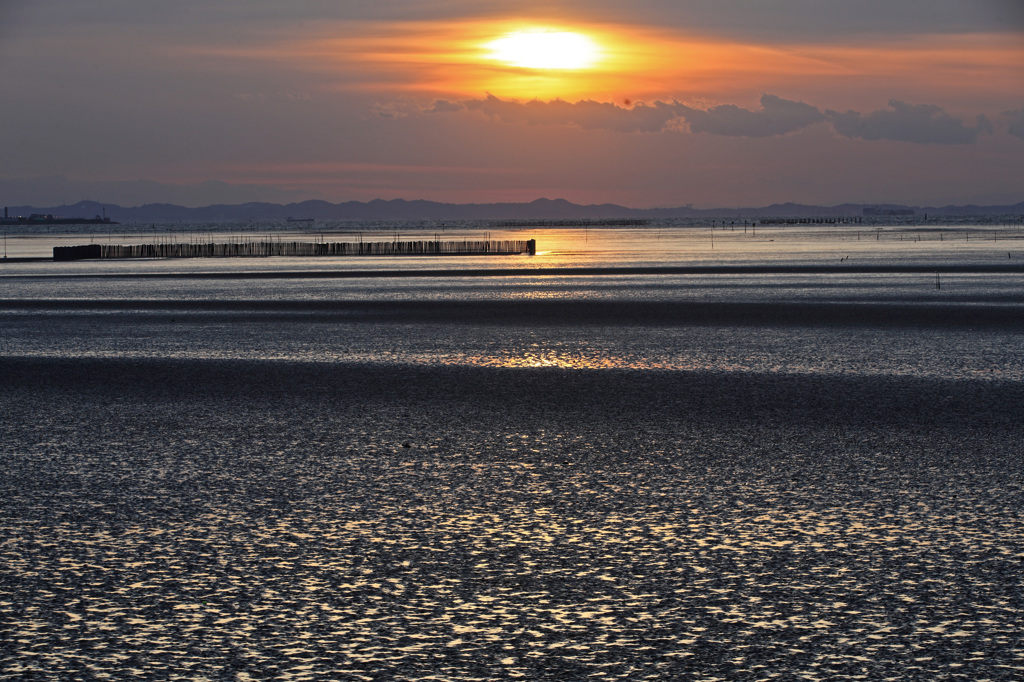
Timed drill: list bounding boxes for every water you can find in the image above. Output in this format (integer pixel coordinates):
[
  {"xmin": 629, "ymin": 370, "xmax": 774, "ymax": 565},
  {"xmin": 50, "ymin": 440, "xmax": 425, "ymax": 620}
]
[
  {"xmin": 4, "ymin": 225, "xmax": 1024, "ymax": 379},
  {"xmin": 2, "ymin": 224, "xmax": 1024, "ymax": 679}
]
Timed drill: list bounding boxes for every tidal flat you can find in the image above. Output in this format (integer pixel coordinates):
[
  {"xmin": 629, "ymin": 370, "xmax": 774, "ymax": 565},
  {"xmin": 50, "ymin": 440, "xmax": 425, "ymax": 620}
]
[
  {"xmin": 2, "ymin": 224, "xmax": 1024, "ymax": 679},
  {"xmin": 3, "ymin": 357, "xmax": 1024, "ymax": 680}
]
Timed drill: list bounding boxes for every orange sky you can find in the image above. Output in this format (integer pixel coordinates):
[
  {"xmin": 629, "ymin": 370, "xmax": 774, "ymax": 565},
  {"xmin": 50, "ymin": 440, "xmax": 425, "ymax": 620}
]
[
  {"xmin": 193, "ymin": 19, "xmax": 1024, "ymax": 112},
  {"xmin": 2, "ymin": 2, "xmax": 1023, "ymax": 207}
]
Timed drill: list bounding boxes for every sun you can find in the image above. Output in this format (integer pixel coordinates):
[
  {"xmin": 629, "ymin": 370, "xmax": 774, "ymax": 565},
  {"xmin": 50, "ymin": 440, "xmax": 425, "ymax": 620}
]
[{"xmin": 484, "ymin": 29, "xmax": 601, "ymax": 70}]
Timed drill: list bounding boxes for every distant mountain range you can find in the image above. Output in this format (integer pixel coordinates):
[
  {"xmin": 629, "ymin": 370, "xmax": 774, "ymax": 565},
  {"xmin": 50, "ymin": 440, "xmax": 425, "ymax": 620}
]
[{"xmin": 3, "ymin": 197, "xmax": 1023, "ymax": 223}]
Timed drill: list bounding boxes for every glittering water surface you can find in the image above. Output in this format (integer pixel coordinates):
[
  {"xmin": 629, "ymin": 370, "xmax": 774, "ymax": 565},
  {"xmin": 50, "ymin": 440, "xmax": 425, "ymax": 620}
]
[{"xmin": 2, "ymin": 225, "xmax": 1024, "ymax": 680}]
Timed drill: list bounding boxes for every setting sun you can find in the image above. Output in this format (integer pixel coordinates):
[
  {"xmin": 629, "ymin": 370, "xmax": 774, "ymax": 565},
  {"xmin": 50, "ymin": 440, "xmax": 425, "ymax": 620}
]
[{"xmin": 484, "ymin": 29, "xmax": 601, "ymax": 70}]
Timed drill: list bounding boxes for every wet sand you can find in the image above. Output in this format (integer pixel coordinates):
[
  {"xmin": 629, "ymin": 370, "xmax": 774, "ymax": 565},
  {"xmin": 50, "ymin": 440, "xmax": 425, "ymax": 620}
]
[
  {"xmin": 5, "ymin": 297, "xmax": 1024, "ymax": 329},
  {"xmin": 3, "ymin": 357, "xmax": 1023, "ymax": 680}
]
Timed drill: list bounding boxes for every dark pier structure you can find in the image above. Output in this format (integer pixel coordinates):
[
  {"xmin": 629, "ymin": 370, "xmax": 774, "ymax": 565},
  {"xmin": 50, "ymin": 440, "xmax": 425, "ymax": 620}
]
[
  {"xmin": 54, "ymin": 239, "xmax": 536, "ymax": 261},
  {"xmin": 757, "ymin": 217, "xmax": 863, "ymax": 225}
]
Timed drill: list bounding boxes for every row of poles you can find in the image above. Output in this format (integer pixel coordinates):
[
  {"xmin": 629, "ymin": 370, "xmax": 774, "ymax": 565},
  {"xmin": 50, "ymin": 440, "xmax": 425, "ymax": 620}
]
[{"xmin": 53, "ymin": 239, "xmax": 536, "ymax": 261}]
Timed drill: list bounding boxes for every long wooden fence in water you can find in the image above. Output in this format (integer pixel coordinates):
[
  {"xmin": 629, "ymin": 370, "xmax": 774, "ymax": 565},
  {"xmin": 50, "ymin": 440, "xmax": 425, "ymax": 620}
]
[{"xmin": 54, "ymin": 239, "xmax": 536, "ymax": 261}]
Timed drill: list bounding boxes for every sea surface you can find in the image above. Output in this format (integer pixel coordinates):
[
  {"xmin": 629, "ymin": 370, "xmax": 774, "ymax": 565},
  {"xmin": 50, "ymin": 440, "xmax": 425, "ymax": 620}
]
[{"xmin": 2, "ymin": 223, "xmax": 1024, "ymax": 680}]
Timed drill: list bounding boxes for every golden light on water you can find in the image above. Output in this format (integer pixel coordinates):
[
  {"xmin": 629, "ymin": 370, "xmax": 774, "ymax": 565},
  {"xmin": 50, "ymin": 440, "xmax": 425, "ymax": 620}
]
[{"xmin": 484, "ymin": 29, "xmax": 602, "ymax": 70}]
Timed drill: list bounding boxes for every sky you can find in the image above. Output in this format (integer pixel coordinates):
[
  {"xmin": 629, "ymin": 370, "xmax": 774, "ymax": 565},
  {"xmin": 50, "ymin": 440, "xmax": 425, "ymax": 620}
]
[{"xmin": 1, "ymin": 0, "xmax": 1023, "ymax": 208}]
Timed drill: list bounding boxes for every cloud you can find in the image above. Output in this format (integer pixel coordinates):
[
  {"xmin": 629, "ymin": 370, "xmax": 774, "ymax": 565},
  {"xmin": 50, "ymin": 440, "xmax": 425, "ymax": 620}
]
[
  {"xmin": 426, "ymin": 94, "xmax": 1002, "ymax": 146},
  {"xmin": 371, "ymin": 101, "xmax": 415, "ymax": 119},
  {"xmin": 15, "ymin": 0, "xmax": 1024, "ymax": 39},
  {"xmin": 675, "ymin": 94, "xmax": 825, "ymax": 137},
  {"xmin": 1003, "ymin": 109, "xmax": 1024, "ymax": 140},
  {"xmin": 431, "ymin": 94, "xmax": 826, "ymax": 136},
  {"xmin": 440, "ymin": 95, "xmax": 683, "ymax": 133},
  {"xmin": 428, "ymin": 99, "xmax": 464, "ymax": 114},
  {"xmin": 825, "ymin": 100, "xmax": 993, "ymax": 144}
]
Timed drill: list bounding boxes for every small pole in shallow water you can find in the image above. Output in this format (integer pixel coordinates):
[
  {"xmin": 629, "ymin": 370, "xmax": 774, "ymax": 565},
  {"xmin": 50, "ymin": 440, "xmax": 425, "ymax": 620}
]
[{"xmin": 935, "ymin": 273, "xmax": 941, "ymax": 290}]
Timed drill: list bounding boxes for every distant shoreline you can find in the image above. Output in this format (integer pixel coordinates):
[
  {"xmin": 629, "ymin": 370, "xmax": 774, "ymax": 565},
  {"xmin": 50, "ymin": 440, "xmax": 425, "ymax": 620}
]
[{"xmin": 2, "ymin": 198, "xmax": 1022, "ymax": 225}]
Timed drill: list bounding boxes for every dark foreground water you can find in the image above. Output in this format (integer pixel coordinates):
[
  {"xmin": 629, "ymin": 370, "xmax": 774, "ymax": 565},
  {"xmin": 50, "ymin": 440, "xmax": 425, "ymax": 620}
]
[
  {"xmin": 2, "ymin": 356, "xmax": 1024, "ymax": 680},
  {"xmin": 3, "ymin": 225, "xmax": 1024, "ymax": 679}
]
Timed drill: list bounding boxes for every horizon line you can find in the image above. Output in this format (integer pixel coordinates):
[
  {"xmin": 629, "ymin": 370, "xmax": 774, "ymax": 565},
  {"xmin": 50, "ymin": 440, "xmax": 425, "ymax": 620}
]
[{"xmin": 5, "ymin": 196, "xmax": 1024, "ymax": 213}]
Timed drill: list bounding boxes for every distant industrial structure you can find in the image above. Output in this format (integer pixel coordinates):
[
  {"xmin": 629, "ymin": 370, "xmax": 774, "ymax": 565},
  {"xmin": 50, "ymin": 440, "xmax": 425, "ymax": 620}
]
[{"xmin": 1, "ymin": 206, "xmax": 118, "ymax": 225}]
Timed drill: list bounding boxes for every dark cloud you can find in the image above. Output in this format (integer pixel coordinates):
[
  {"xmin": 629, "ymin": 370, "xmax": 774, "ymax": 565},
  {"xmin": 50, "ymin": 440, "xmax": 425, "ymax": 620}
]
[
  {"xmin": 437, "ymin": 94, "xmax": 826, "ymax": 137},
  {"xmin": 429, "ymin": 99, "xmax": 465, "ymax": 114},
  {"xmin": 825, "ymin": 100, "xmax": 993, "ymax": 144},
  {"xmin": 450, "ymin": 94, "xmax": 683, "ymax": 133},
  {"xmin": 432, "ymin": 95, "xmax": 1001, "ymax": 146},
  {"xmin": 675, "ymin": 95, "xmax": 825, "ymax": 137},
  {"xmin": 579, "ymin": 0, "xmax": 1024, "ymax": 40},
  {"xmin": 1003, "ymin": 109, "xmax": 1024, "ymax": 140},
  {"xmin": 21, "ymin": 0, "xmax": 1024, "ymax": 37}
]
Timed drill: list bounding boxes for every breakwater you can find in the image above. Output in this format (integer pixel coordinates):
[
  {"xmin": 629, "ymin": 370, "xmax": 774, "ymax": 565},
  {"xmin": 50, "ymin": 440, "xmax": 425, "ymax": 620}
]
[
  {"xmin": 54, "ymin": 239, "xmax": 536, "ymax": 261},
  {"xmin": 757, "ymin": 217, "xmax": 863, "ymax": 225}
]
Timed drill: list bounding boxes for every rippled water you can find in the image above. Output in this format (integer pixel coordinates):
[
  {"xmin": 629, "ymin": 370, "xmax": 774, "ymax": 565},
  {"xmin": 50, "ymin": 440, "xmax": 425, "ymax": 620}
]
[
  {"xmin": 2, "ymin": 225, "xmax": 1024, "ymax": 679},
  {"xmin": 4, "ymin": 314, "xmax": 1024, "ymax": 382}
]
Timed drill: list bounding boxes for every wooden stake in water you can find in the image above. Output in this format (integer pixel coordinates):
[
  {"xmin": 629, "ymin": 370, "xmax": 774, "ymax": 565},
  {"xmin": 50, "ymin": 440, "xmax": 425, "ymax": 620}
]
[{"xmin": 935, "ymin": 273, "xmax": 941, "ymax": 290}]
